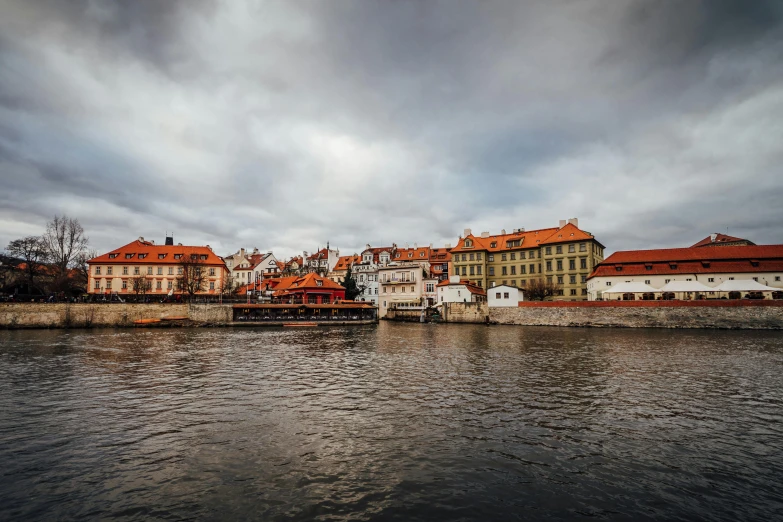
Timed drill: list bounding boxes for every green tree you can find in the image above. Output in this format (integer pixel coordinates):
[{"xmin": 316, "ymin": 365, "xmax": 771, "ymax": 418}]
[{"xmin": 340, "ymin": 265, "xmax": 365, "ymax": 301}]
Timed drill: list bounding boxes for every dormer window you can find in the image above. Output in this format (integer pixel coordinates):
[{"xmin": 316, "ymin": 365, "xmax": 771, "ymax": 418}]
[
  {"xmin": 750, "ymin": 260, "xmax": 759, "ymax": 267},
  {"xmin": 490, "ymin": 242, "xmax": 497, "ymax": 248},
  {"xmin": 125, "ymin": 253, "xmax": 135, "ymax": 259},
  {"xmin": 200, "ymin": 255, "xmax": 208, "ymax": 260},
  {"xmin": 701, "ymin": 261, "xmax": 710, "ymax": 268},
  {"xmin": 174, "ymin": 254, "xmax": 182, "ymax": 259},
  {"xmin": 316, "ymin": 280, "xmax": 323, "ymax": 286},
  {"xmin": 158, "ymin": 254, "xmax": 167, "ymax": 259},
  {"xmin": 465, "ymin": 239, "xmax": 473, "ymax": 247},
  {"xmin": 669, "ymin": 263, "xmax": 678, "ymax": 269},
  {"xmin": 139, "ymin": 254, "xmax": 147, "ymax": 259},
  {"xmin": 420, "ymin": 252, "xmax": 425, "ymax": 257},
  {"xmin": 408, "ymin": 253, "xmax": 413, "ymax": 258},
  {"xmin": 645, "ymin": 264, "xmax": 653, "ymax": 270},
  {"xmin": 615, "ymin": 266, "xmax": 623, "ymax": 271},
  {"xmin": 109, "ymin": 253, "xmax": 118, "ymax": 259}
]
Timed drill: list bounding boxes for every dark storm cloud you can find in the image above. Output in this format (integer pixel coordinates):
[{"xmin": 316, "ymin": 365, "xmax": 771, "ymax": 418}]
[{"xmin": 1, "ymin": 0, "xmax": 782, "ymax": 257}]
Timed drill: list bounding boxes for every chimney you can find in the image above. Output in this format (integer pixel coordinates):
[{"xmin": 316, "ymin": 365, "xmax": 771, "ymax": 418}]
[
  {"xmin": 481, "ymin": 231, "xmax": 490, "ymax": 238},
  {"xmin": 240, "ymin": 248, "xmax": 245, "ymax": 258},
  {"xmin": 500, "ymin": 229, "xmax": 506, "ymax": 235},
  {"xmin": 710, "ymin": 233, "xmax": 718, "ymax": 242},
  {"xmin": 519, "ymin": 227, "xmax": 525, "ymax": 232},
  {"xmin": 414, "ymin": 242, "xmax": 417, "ymax": 248},
  {"xmin": 463, "ymin": 228, "xmax": 472, "ymax": 236},
  {"xmin": 139, "ymin": 236, "xmax": 144, "ymax": 242},
  {"xmin": 559, "ymin": 220, "xmax": 567, "ymax": 228},
  {"xmin": 178, "ymin": 243, "xmax": 183, "ymax": 246},
  {"xmin": 366, "ymin": 244, "xmax": 370, "ymax": 250},
  {"xmin": 165, "ymin": 235, "xmax": 174, "ymax": 246},
  {"xmin": 253, "ymin": 248, "xmax": 259, "ymax": 255},
  {"xmin": 568, "ymin": 217, "xmax": 579, "ymax": 228},
  {"xmin": 445, "ymin": 243, "xmax": 452, "ymax": 249},
  {"xmin": 150, "ymin": 240, "xmax": 155, "ymax": 245}
]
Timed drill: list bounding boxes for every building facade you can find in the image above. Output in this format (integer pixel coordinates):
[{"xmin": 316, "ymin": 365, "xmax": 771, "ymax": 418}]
[
  {"xmin": 449, "ymin": 219, "xmax": 605, "ymax": 301},
  {"xmin": 586, "ymin": 244, "xmax": 783, "ymax": 300},
  {"xmin": 436, "ymin": 276, "xmax": 487, "ymax": 304},
  {"xmin": 87, "ymin": 237, "xmax": 229, "ymax": 297},
  {"xmin": 487, "ymin": 284, "xmax": 522, "ymax": 307},
  {"xmin": 378, "ymin": 262, "xmax": 428, "ymax": 318}
]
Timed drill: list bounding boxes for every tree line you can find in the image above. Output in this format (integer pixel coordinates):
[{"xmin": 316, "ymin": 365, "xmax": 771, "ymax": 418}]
[{"xmin": 3, "ymin": 215, "xmax": 91, "ymax": 297}]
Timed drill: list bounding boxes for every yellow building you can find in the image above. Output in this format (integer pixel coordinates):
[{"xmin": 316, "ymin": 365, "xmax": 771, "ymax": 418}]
[{"xmin": 449, "ymin": 219, "xmax": 605, "ymax": 300}]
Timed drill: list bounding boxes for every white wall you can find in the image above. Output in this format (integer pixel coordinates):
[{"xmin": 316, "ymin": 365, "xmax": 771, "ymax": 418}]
[
  {"xmin": 586, "ymin": 272, "xmax": 783, "ymax": 300},
  {"xmin": 488, "ymin": 286, "xmax": 521, "ymax": 307}
]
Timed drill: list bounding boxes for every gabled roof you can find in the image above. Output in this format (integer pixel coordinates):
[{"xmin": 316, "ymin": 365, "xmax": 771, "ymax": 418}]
[
  {"xmin": 538, "ymin": 223, "xmax": 596, "ymax": 245},
  {"xmin": 307, "ymin": 248, "xmax": 330, "ymax": 261},
  {"xmin": 88, "ymin": 240, "xmax": 226, "ymax": 266},
  {"xmin": 270, "ymin": 273, "xmax": 345, "ymax": 296},
  {"xmin": 333, "ymin": 255, "xmax": 362, "ymax": 271},
  {"xmin": 691, "ymin": 233, "xmax": 755, "ymax": 248}
]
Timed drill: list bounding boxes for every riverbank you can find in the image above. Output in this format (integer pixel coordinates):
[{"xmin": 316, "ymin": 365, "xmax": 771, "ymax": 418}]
[{"xmin": 0, "ymin": 303, "xmax": 378, "ymax": 329}]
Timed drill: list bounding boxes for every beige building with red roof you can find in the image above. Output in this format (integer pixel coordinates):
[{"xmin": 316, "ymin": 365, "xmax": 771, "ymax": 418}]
[
  {"xmin": 87, "ymin": 237, "xmax": 229, "ymax": 298},
  {"xmin": 450, "ymin": 218, "xmax": 605, "ymax": 300}
]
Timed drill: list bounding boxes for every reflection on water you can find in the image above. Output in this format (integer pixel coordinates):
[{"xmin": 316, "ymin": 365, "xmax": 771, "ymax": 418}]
[{"xmin": 1, "ymin": 324, "xmax": 782, "ymax": 521}]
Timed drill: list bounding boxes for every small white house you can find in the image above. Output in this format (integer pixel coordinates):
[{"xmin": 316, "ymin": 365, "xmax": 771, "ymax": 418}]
[
  {"xmin": 488, "ymin": 284, "xmax": 522, "ymax": 307},
  {"xmin": 436, "ymin": 275, "xmax": 487, "ymax": 304}
]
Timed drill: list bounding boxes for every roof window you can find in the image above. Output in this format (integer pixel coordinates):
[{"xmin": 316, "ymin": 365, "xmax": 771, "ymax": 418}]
[
  {"xmin": 750, "ymin": 260, "xmax": 759, "ymax": 267},
  {"xmin": 645, "ymin": 264, "xmax": 652, "ymax": 270},
  {"xmin": 669, "ymin": 263, "xmax": 678, "ymax": 269},
  {"xmin": 490, "ymin": 242, "xmax": 497, "ymax": 248},
  {"xmin": 316, "ymin": 280, "xmax": 323, "ymax": 286},
  {"xmin": 701, "ymin": 261, "xmax": 710, "ymax": 268},
  {"xmin": 109, "ymin": 253, "xmax": 118, "ymax": 259},
  {"xmin": 200, "ymin": 255, "xmax": 208, "ymax": 260},
  {"xmin": 125, "ymin": 253, "xmax": 135, "ymax": 259},
  {"xmin": 158, "ymin": 254, "xmax": 166, "ymax": 259},
  {"xmin": 174, "ymin": 254, "xmax": 182, "ymax": 259},
  {"xmin": 615, "ymin": 266, "xmax": 623, "ymax": 271},
  {"xmin": 139, "ymin": 254, "xmax": 147, "ymax": 259}
]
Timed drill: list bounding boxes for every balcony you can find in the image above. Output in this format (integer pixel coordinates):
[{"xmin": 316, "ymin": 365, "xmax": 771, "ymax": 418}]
[{"xmin": 383, "ymin": 278, "xmax": 416, "ymax": 284}]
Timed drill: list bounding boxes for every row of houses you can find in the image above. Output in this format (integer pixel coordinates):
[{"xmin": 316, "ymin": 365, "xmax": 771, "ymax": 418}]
[{"xmin": 83, "ymin": 221, "xmax": 783, "ymax": 310}]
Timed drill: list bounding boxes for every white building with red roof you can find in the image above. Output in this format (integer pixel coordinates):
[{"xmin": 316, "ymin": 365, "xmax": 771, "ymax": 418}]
[{"xmin": 586, "ymin": 243, "xmax": 783, "ymax": 300}]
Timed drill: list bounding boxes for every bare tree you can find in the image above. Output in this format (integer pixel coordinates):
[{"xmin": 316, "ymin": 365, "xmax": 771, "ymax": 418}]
[
  {"xmin": 131, "ymin": 274, "xmax": 150, "ymax": 299},
  {"xmin": 221, "ymin": 272, "xmax": 238, "ymax": 295},
  {"xmin": 177, "ymin": 254, "xmax": 207, "ymax": 301},
  {"xmin": 74, "ymin": 248, "xmax": 98, "ymax": 294},
  {"xmin": 42, "ymin": 215, "xmax": 89, "ymax": 291},
  {"xmin": 525, "ymin": 278, "xmax": 562, "ymax": 301},
  {"xmin": 6, "ymin": 236, "xmax": 46, "ymax": 294}
]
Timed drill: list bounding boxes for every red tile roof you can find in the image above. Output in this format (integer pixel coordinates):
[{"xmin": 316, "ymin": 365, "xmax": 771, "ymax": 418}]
[
  {"xmin": 451, "ymin": 224, "xmax": 602, "ymax": 253},
  {"xmin": 691, "ymin": 233, "xmax": 755, "ymax": 247},
  {"xmin": 270, "ymin": 273, "xmax": 345, "ymax": 296},
  {"xmin": 394, "ymin": 247, "xmax": 431, "ymax": 261},
  {"xmin": 588, "ymin": 245, "xmax": 783, "ymax": 279},
  {"xmin": 333, "ymin": 255, "xmax": 362, "ymax": 271},
  {"xmin": 436, "ymin": 278, "xmax": 486, "ymax": 295},
  {"xmin": 88, "ymin": 240, "xmax": 226, "ymax": 267}
]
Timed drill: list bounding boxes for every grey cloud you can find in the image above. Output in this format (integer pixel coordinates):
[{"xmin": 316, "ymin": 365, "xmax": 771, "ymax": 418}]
[{"xmin": 1, "ymin": 0, "xmax": 782, "ymax": 258}]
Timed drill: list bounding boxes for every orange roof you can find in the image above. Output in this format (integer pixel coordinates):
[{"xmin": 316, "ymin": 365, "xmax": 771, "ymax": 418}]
[
  {"xmin": 270, "ymin": 273, "xmax": 345, "ymax": 296},
  {"xmin": 88, "ymin": 240, "xmax": 227, "ymax": 267},
  {"xmin": 307, "ymin": 248, "xmax": 329, "ymax": 261},
  {"xmin": 691, "ymin": 233, "xmax": 755, "ymax": 247},
  {"xmin": 451, "ymin": 224, "xmax": 601, "ymax": 253},
  {"xmin": 393, "ymin": 247, "xmax": 431, "ymax": 261},
  {"xmin": 333, "ymin": 255, "xmax": 362, "ymax": 271},
  {"xmin": 436, "ymin": 278, "xmax": 486, "ymax": 295},
  {"xmin": 588, "ymin": 245, "xmax": 783, "ymax": 279}
]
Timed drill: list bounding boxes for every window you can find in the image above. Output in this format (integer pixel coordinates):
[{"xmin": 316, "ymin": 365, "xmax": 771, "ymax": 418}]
[
  {"xmin": 546, "ymin": 261, "xmax": 552, "ymax": 271},
  {"xmin": 495, "ymin": 292, "xmax": 501, "ymax": 299},
  {"xmin": 753, "ymin": 277, "xmax": 758, "ymax": 282},
  {"xmin": 106, "ymin": 280, "xmax": 113, "ymax": 290},
  {"xmin": 545, "ymin": 247, "xmax": 552, "ymax": 255},
  {"xmin": 580, "ymin": 243, "xmax": 586, "ymax": 252},
  {"xmin": 462, "ymin": 266, "xmax": 467, "ymax": 276},
  {"xmin": 107, "ymin": 266, "xmax": 113, "ymax": 275},
  {"xmin": 125, "ymin": 253, "xmax": 134, "ymax": 259},
  {"xmin": 174, "ymin": 254, "xmax": 182, "ymax": 260},
  {"xmin": 462, "ymin": 254, "xmax": 467, "ymax": 262},
  {"xmin": 615, "ymin": 266, "xmax": 622, "ymax": 272},
  {"xmin": 529, "ymin": 264, "xmax": 535, "ymax": 274},
  {"xmin": 316, "ymin": 280, "xmax": 323, "ymax": 286},
  {"xmin": 520, "ymin": 265, "xmax": 526, "ymax": 274},
  {"xmin": 556, "ymin": 246, "xmax": 562, "ymax": 254},
  {"xmin": 168, "ymin": 281, "xmax": 173, "ymax": 290},
  {"xmin": 581, "ymin": 275, "xmax": 587, "ymax": 283},
  {"xmin": 122, "ymin": 266, "xmax": 128, "ymax": 275},
  {"xmin": 510, "ymin": 253, "xmax": 516, "ymax": 261},
  {"xmin": 168, "ymin": 267, "xmax": 173, "ymax": 275},
  {"xmin": 557, "ymin": 276, "xmax": 563, "ymax": 284},
  {"xmin": 158, "ymin": 254, "xmax": 166, "ymax": 259},
  {"xmin": 729, "ymin": 277, "xmax": 734, "ymax": 280},
  {"xmin": 489, "ymin": 267, "xmax": 495, "ymax": 276},
  {"xmin": 157, "ymin": 267, "xmax": 163, "ymax": 275},
  {"xmin": 476, "ymin": 253, "xmax": 482, "ymax": 261},
  {"xmin": 94, "ymin": 280, "xmax": 100, "ymax": 289},
  {"xmin": 470, "ymin": 266, "xmax": 475, "ymax": 276},
  {"xmin": 147, "ymin": 267, "xmax": 153, "ymax": 275},
  {"xmin": 776, "ymin": 276, "xmax": 781, "ymax": 282},
  {"xmin": 581, "ymin": 258, "xmax": 587, "ymax": 269},
  {"xmin": 95, "ymin": 266, "xmax": 101, "ymax": 275},
  {"xmin": 139, "ymin": 254, "xmax": 147, "ymax": 259},
  {"xmin": 582, "ymin": 289, "xmax": 587, "ymax": 295},
  {"xmin": 465, "ymin": 239, "xmax": 473, "ymax": 247},
  {"xmin": 178, "ymin": 267, "xmax": 183, "ymax": 275},
  {"xmin": 209, "ymin": 268, "xmax": 216, "ymax": 276},
  {"xmin": 644, "ymin": 279, "xmax": 651, "ymax": 284},
  {"xmin": 488, "ymin": 255, "xmax": 494, "ymax": 262},
  {"xmin": 426, "ymin": 283, "xmax": 434, "ymax": 292},
  {"xmin": 569, "ymin": 259, "xmax": 576, "ymax": 270},
  {"xmin": 519, "ymin": 280, "xmax": 526, "ymax": 286},
  {"xmin": 510, "ymin": 266, "xmax": 516, "ymax": 275},
  {"xmin": 708, "ymin": 277, "xmax": 715, "ymax": 283},
  {"xmin": 501, "ymin": 254, "xmax": 507, "ymax": 261},
  {"xmin": 606, "ymin": 282, "xmax": 611, "ymax": 286},
  {"xmin": 570, "ymin": 289, "xmax": 577, "ymax": 296},
  {"xmin": 454, "ymin": 266, "xmax": 460, "ymax": 275},
  {"xmin": 109, "ymin": 253, "xmax": 118, "ymax": 259},
  {"xmin": 568, "ymin": 244, "xmax": 575, "ymax": 253},
  {"xmin": 557, "ymin": 260, "xmax": 563, "ymax": 271},
  {"xmin": 570, "ymin": 275, "xmax": 576, "ymax": 284},
  {"xmin": 469, "ymin": 253, "xmax": 475, "ymax": 261},
  {"xmin": 410, "ymin": 286, "xmax": 414, "ymax": 293},
  {"xmin": 490, "ymin": 242, "xmax": 496, "ymax": 248},
  {"xmin": 477, "ymin": 266, "xmax": 482, "ymax": 275},
  {"xmin": 408, "ymin": 253, "xmax": 413, "ymax": 258},
  {"xmin": 156, "ymin": 281, "xmax": 162, "ymax": 290},
  {"xmin": 504, "ymin": 292, "xmax": 509, "ymax": 299},
  {"xmin": 665, "ymin": 279, "xmax": 671, "ymax": 283},
  {"xmin": 511, "ymin": 280, "xmax": 516, "ymax": 286},
  {"xmin": 502, "ymin": 280, "xmax": 507, "ymax": 285},
  {"xmin": 210, "ymin": 282, "xmax": 215, "ymax": 290},
  {"xmin": 502, "ymin": 267, "xmax": 507, "ymax": 275},
  {"xmin": 122, "ymin": 280, "xmax": 127, "ymax": 289},
  {"xmin": 686, "ymin": 278, "xmax": 692, "ymax": 281}
]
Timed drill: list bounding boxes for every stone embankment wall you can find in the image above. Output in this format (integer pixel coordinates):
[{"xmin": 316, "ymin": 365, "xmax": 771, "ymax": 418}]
[
  {"xmin": 489, "ymin": 301, "xmax": 783, "ymax": 329},
  {"xmin": 442, "ymin": 302, "xmax": 489, "ymax": 324},
  {"xmin": 0, "ymin": 303, "xmax": 188, "ymax": 329},
  {"xmin": 384, "ymin": 309, "xmax": 423, "ymax": 322},
  {"xmin": 187, "ymin": 303, "xmax": 233, "ymax": 324}
]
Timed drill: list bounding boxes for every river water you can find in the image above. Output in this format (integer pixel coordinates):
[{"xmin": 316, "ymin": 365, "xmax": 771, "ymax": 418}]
[{"xmin": 0, "ymin": 323, "xmax": 782, "ymax": 521}]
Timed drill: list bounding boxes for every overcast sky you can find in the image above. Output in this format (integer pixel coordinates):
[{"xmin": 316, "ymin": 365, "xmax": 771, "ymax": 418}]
[{"xmin": 1, "ymin": 1, "xmax": 782, "ymax": 259}]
